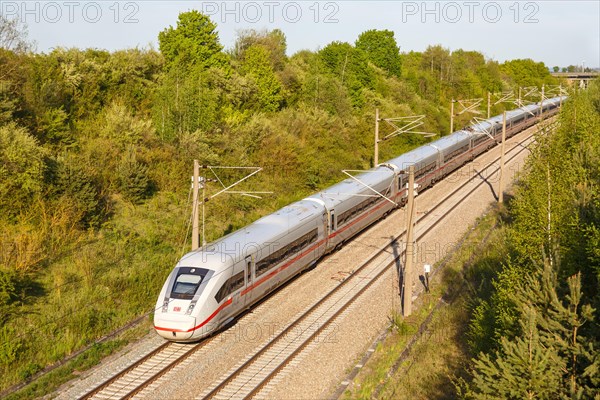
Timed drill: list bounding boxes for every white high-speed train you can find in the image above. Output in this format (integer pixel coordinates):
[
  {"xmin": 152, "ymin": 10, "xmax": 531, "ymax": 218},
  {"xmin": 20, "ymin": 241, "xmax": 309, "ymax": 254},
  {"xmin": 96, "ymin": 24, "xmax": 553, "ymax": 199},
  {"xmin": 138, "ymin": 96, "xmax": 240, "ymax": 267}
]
[{"xmin": 154, "ymin": 96, "xmax": 565, "ymax": 341}]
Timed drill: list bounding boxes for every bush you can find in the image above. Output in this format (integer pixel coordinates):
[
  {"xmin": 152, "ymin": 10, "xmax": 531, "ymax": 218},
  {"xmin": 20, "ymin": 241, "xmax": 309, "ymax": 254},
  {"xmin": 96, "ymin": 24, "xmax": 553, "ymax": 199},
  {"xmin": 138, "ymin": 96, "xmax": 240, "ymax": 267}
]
[
  {"xmin": 117, "ymin": 154, "xmax": 153, "ymax": 203},
  {"xmin": 0, "ymin": 123, "xmax": 47, "ymax": 217}
]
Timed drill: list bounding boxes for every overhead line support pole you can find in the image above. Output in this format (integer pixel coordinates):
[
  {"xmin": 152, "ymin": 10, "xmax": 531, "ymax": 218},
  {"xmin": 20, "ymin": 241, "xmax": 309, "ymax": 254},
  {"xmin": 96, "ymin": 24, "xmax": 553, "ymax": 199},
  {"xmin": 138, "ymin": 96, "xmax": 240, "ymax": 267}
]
[
  {"xmin": 450, "ymin": 99, "xmax": 455, "ymax": 134},
  {"xmin": 498, "ymin": 112, "xmax": 506, "ymax": 204},
  {"xmin": 192, "ymin": 160, "xmax": 200, "ymax": 250},
  {"xmin": 559, "ymin": 84, "xmax": 563, "ymax": 108},
  {"xmin": 202, "ymin": 178, "xmax": 207, "ymax": 247},
  {"xmin": 540, "ymin": 84, "xmax": 545, "ymax": 120},
  {"xmin": 487, "ymin": 91, "xmax": 491, "ymax": 119},
  {"xmin": 403, "ymin": 165, "xmax": 415, "ymax": 317},
  {"xmin": 374, "ymin": 108, "xmax": 379, "ymax": 168}
]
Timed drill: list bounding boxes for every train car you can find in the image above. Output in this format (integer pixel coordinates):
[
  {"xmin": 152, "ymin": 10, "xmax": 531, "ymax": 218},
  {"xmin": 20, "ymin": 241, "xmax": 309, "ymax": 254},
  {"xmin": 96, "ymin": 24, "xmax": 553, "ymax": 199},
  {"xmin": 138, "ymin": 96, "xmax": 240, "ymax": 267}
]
[
  {"xmin": 427, "ymin": 131, "xmax": 473, "ymax": 178},
  {"xmin": 306, "ymin": 166, "xmax": 396, "ymax": 249},
  {"xmin": 154, "ymin": 96, "xmax": 566, "ymax": 341},
  {"xmin": 154, "ymin": 199, "xmax": 327, "ymax": 340},
  {"xmin": 386, "ymin": 143, "xmax": 440, "ymax": 204}
]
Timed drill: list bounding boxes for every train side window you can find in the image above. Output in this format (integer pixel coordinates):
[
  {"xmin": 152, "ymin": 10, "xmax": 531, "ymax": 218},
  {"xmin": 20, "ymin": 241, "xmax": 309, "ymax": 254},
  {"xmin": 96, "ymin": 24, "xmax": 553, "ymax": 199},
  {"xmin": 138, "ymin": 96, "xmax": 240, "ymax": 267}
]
[
  {"xmin": 337, "ymin": 187, "xmax": 391, "ymax": 227},
  {"xmin": 214, "ymin": 270, "xmax": 245, "ymax": 303},
  {"xmin": 214, "ymin": 281, "xmax": 230, "ymax": 303},
  {"xmin": 254, "ymin": 228, "xmax": 319, "ymax": 278}
]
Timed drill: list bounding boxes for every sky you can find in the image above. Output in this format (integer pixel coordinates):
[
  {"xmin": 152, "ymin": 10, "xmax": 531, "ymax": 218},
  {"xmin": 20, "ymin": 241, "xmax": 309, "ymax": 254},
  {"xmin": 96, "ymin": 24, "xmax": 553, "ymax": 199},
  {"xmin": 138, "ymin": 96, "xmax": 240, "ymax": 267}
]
[{"xmin": 2, "ymin": 0, "xmax": 599, "ymax": 68}]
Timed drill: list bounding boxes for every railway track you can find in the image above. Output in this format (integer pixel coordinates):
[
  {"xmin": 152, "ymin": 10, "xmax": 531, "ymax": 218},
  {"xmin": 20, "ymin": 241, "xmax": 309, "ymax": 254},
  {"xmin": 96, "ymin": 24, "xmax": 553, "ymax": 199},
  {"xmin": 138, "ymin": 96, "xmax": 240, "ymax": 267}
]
[
  {"xmin": 75, "ymin": 119, "xmax": 553, "ymax": 400},
  {"xmin": 196, "ymin": 122, "xmax": 553, "ymax": 400},
  {"xmin": 77, "ymin": 340, "xmax": 210, "ymax": 399}
]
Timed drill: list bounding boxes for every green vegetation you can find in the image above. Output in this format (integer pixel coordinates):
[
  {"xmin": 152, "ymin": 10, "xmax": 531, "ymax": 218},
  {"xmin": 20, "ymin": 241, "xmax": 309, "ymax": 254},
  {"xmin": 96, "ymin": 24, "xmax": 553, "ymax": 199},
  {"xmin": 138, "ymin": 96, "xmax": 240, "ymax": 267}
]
[
  {"xmin": 459, "ymin": 81, "xmax": 600, "ymax": 399},
  {"xmin": 0, "ymin": 10, "xmax": 561, "ymax": 394},
  {"xmin": 350, "ymin": 82, "xmax": 600, "ymax": 399},
  {"xmin": 341, "ymin": 211, "xmax": 501, "ymax": 399}
]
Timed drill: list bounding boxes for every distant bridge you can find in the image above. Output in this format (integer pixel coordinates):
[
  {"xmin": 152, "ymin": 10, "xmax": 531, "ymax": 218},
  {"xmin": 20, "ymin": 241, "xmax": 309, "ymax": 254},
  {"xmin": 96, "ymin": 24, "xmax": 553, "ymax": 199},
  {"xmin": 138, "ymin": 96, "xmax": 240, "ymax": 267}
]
[{"xmin": 551, "ymin": 72, "xmax": 599, "ymax": 88}]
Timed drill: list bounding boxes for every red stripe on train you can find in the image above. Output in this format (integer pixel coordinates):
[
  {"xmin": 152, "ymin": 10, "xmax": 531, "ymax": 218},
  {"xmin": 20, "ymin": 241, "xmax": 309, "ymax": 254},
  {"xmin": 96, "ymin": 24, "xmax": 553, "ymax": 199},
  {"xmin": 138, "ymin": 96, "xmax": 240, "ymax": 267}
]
[{"xmin": 154, "ymin": 297, "xmax": 232, "ymax": 333}]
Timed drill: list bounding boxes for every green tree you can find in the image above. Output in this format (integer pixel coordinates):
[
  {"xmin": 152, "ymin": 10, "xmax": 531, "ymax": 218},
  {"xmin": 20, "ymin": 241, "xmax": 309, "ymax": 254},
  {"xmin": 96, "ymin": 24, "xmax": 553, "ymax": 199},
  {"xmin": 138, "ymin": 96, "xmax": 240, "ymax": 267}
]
[
  {"xmin": 318, "ymin": 41, "xmax": 374, "ymax": 109},
  {"xmin": 155, "ymin": 11, "xmax": 230, "ymax": 140},
  {"xmin": 500, "ymin": 58, "xmax": 556, "ymax": 87},
  {"xmin": 100, "ymin": 102, "xmax": 154, "ymax": 147},
  {"xmin": 519, "ymin": 268, "xmax": 598, "ymax": 398},
  {"xmin": 52, "ymin": 155, "xmax": 106, "ymax": 228},
  {"xmin": 117, "ymin": 151, "xmax": 152, "ymax": 204},
  {"xmin": 0, "ymin": 14, "xmax": 32, "ymax": 52},
  {"xmin": 0, "ymin": 78, "xmax": 16, "ymax": 125},
  {"xmin": 463, "ymin": 82, "xmax": 600, "ymax": 399},
  {"xmin": 239, "ymin": 45, "xmax": 283, "ymax": 112},
  {"xmin": 158, "ymin": 11, "xmax": 228, "ymax": 71},
  {"xmin": 0, "ymin": 123, "xmax": 46, "ymax": 216},
  {"xmin": 467, "ymin": 265, "xmax": 598, "ymax": 399},
  {"xmin": 153, "ymin": 66, "xmax": 221, "ymax": 140},
  {"xmin": 468, "ymin": 260, "xmax": 524, "ymax": 354},
  {"xmin": 468, "ymin": 308, "xmax": 564, "ymax": 399},
  {"xmin": 355, "ymin": 29, "xmax": 401, "ymax": 77},
  {"xmin": 233, "ymin": 29, "xmax": 287, "ymax": 71},
  {"xmin": 36, "ymin": 107, "xmax": 70, "ymax": 145}
]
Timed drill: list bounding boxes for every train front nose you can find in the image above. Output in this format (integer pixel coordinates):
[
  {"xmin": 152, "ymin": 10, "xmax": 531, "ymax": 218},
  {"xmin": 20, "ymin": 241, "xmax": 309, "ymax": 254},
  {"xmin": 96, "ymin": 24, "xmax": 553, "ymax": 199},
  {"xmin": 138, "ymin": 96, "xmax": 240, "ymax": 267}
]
[{"xmin": 154, "ymin": 314, "xmax": 197, "ymax": 341}]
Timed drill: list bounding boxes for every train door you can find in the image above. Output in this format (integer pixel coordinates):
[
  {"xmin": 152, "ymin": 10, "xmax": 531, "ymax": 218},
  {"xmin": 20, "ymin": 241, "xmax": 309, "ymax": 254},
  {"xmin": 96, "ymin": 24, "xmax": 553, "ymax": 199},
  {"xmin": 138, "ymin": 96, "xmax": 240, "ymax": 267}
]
[
  {"xmin": 244, "ymin": 255, "xmax": 254, "ymax": 307},
  {"xmin": 329, "ymin": 209, "xmax": 336, "ymax": 236},
  {"xmin": 397, "ymin": 173, "xmax": 407, "ymax": 206}
]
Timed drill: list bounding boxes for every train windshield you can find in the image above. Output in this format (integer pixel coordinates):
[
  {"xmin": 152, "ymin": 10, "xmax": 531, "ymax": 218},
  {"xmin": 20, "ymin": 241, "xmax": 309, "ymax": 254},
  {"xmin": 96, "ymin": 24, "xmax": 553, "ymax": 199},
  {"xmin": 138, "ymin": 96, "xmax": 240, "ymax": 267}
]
[{"xmin": 170, "ymin": 267, "xmax": 209, "ymax": 299}]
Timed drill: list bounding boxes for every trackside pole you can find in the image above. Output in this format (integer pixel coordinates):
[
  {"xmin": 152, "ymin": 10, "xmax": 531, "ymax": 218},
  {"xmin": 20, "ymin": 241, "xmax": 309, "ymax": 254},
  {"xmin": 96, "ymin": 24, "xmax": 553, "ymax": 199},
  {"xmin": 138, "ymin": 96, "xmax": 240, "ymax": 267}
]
[
  {"xmin": 450, "ymin": 99, "xmax": 455, "ymax": 134},
  {"xmin": 202, "ymin": 177, "xmax": 207, "ymax": 247},
  {"xmin": 374, "ymin": 108, "xmax": 379, "ymax": 168},
  {"xmin": 498, "ymin": 112, "xmax": 507, "ymax": 204},
  {"xmin": 192, "ymin": 160, "xmax": 200, "ymax": 250},
  {"xmin": 540, "ymin": 85, "xmax": 545, "ymax": 121},
  {"xmin": 560, "ymin": 85, "xmax": 563, "ymax": 107},
  {"xmin": 403, "ymin": 165, "xmax": 415, "ymax": 316}
]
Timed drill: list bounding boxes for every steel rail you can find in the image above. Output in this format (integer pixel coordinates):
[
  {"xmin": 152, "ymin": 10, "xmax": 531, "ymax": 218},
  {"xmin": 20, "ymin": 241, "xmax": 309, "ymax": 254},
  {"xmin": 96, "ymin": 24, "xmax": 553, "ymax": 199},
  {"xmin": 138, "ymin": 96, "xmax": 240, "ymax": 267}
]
[
  {"xmin": 78, "ymin": 114, "xmax": 554, "ymax": 400},
  {"xmin": 200, "ymin": 118, "xmax": 552, "ymax": 399}
]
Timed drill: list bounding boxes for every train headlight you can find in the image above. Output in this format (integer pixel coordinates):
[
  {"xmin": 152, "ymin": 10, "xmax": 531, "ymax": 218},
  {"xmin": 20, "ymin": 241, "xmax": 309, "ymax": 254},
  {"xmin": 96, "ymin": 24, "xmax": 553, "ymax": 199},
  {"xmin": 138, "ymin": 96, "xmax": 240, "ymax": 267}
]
[
  {"xmin": 186, "ymin": 303, "xmax": 195, "ymax": 315},
  {"xmin": 162, "ymin": 300, "xmax": 169, "ymax": 313}
]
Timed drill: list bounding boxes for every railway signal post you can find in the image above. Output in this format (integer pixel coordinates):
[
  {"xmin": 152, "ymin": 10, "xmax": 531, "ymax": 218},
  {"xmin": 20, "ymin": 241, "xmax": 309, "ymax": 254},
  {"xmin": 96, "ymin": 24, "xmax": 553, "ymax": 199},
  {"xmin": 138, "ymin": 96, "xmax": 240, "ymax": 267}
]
[{"xmin": 403, "ymin": 165, "xmax": 416, "ymax": 316}]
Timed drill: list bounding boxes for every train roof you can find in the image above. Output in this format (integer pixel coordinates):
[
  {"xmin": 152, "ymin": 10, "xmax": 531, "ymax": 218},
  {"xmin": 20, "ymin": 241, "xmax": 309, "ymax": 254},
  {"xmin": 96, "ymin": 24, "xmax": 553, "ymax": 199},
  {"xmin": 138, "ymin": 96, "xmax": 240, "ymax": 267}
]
[
  {"xmin": 467, "ymin": 95, "xmax": 566, "ymax": 134},
  {"xmin": 307, "ymin": 167, "xmax": 395, "ymax": 209},
  {"xmin": 546, "ymin": 96, "xmax": 566, "ymax": 105},
  {"xmin": 427, "ymin": 130, "xmax": 471, "ymax": 151},
  {"xmin": 175, "ymin": 95, "xmax": 569, "ymax": 271},
  {"xmin": 178, "ymin": 199, "xmax": 324, "ymax": 269},
  {"xmin": 385, "ymin": 143, "xmax": 439, "ymax": 171}
]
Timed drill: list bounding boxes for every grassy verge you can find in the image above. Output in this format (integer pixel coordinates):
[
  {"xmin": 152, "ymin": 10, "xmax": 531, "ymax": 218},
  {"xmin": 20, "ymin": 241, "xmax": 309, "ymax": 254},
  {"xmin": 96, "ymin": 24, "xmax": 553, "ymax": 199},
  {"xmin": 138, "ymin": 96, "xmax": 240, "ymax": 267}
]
[
  {"xmin": 341, "ymin": 209, "xmax": 505, "ymax": 399},
  {"xmin": 0, "ymin": 192, "xmax": 185, "ymax": 395},
  {"xmin": 3, "ymin": 323, "xmax": 152, "ymax": 400}
]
